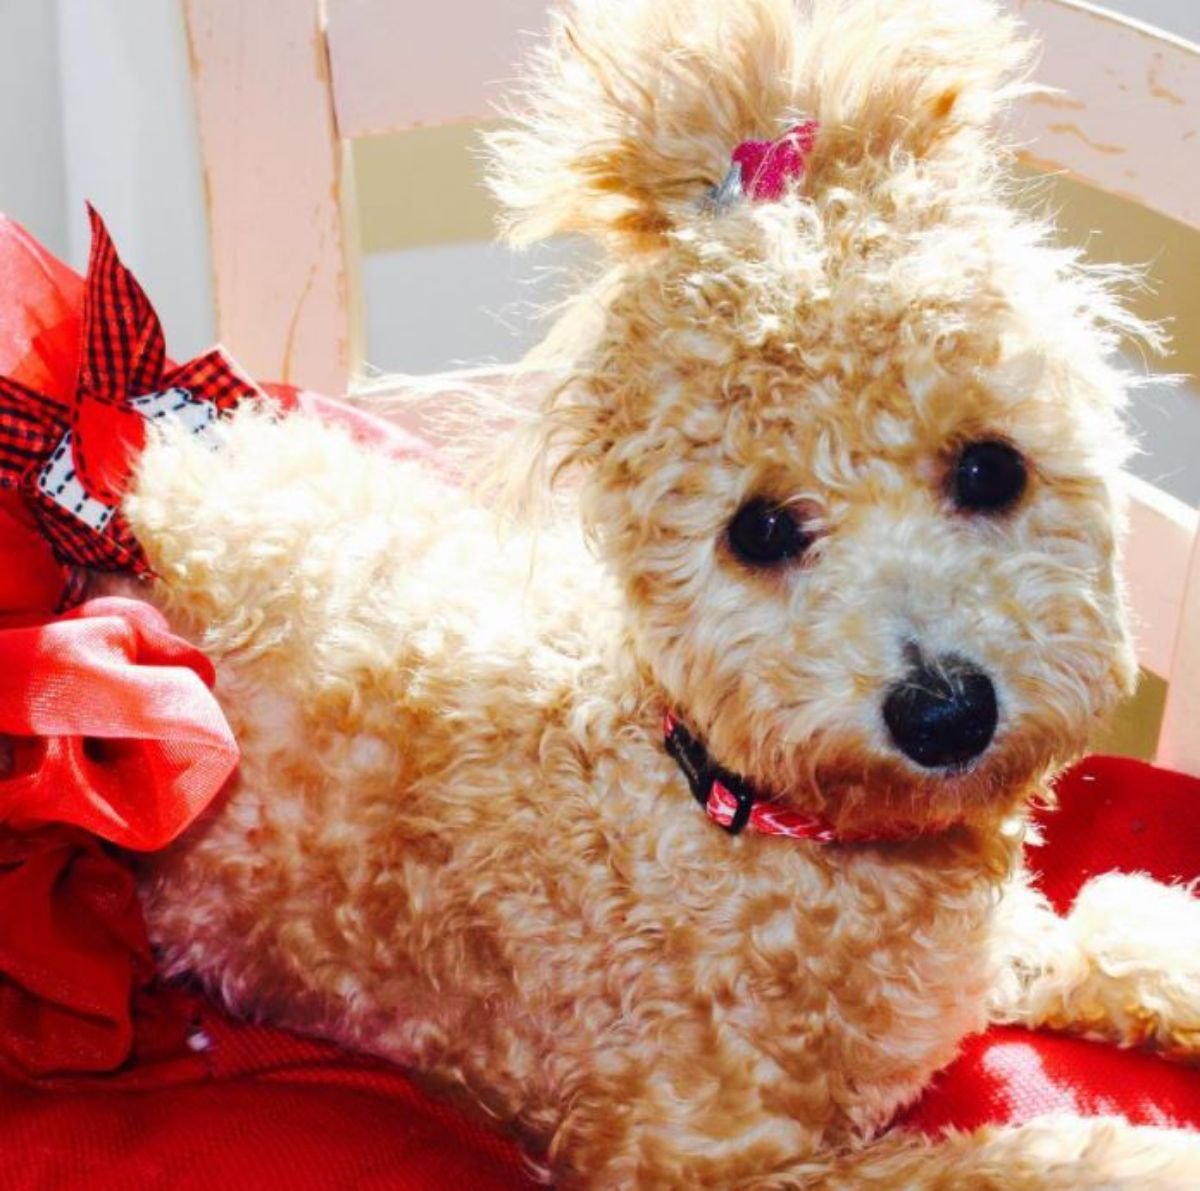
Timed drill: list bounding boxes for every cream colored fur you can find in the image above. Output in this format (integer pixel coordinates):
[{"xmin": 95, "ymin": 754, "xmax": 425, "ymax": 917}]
[{"xmin": 122, "ymin": 1, "xmax": 1199, "ymax": 1185}]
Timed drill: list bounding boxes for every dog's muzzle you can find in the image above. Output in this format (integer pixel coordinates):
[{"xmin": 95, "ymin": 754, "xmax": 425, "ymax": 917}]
[{"xmin": 883, "ymin": 654, "xmax": 998, "ymax": 770}]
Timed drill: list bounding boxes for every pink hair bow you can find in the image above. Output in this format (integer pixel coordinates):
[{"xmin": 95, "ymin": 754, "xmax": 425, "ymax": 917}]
[{"xmin": 711, "ymin": 120, "xmax": 820, "ymax": 207}]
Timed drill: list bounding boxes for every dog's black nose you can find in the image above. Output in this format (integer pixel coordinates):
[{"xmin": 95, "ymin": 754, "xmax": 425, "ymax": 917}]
[{"xmin": 883, "ymin": 655, "xmax": 997, "ymax": 770}]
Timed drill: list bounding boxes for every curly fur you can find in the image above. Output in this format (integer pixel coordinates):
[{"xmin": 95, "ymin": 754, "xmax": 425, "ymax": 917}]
[{"xmin": 121, "ymin": 1, "xmax": 1199, "ymax": 1185}]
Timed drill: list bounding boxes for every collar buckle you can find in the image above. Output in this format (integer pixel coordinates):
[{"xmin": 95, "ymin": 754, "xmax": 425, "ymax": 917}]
[
  {"xmin": 664, "ymin": 712, "xmax": 758, "ymax": 835},
  {"xmin": 713, "ymin": 776, "xmax": 755, "ymax": 835}
]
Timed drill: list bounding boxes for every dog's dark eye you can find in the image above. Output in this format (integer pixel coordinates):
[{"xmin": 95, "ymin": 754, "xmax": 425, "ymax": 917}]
[
  {"xmin": 952, "ymin": 441, "xmax": 1027, "ymax": 513},
  {"xmin": 727, "ymin": 499, "xmax": 810, "ymax": 566}
]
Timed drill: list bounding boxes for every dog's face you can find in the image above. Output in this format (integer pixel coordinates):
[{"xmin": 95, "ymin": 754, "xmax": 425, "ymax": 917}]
[
  {"xmin": 579, "ymin": 205, "xmax": 1136, "ymax": 831},
  {"xmin": 493, "ymin": 0, "xmax": 1141, "ymax": 830}
]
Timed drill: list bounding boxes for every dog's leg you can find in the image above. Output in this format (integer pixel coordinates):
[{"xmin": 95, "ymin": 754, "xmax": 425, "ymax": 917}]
[
  {"xmin": 747, "ymin": 1116, "xmax": 1200, "ymax": 1190},
  {"xmin": 989, "ymin": 872, "xmax": 1200, "ymax": 1058},
  {"xmin": 567, "ymin": 1114, "xmax": 1200, "ymax": 1189}
]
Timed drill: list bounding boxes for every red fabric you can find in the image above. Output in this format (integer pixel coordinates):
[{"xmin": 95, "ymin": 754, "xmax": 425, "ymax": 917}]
[
  {"xmin": 0, "ymin": 216, "xmax": 240, "ymax": 1083},
  {"xmin": 0, "ymin": 991, "xmax": 539, "ymax": 1189},
  {"xmin": 0, "ymin": 828, "xmax": 162, "ymax": 1079},
  {"xmin": 1031, "ymin": 753, "xmax": 1200, "ymax": 916},
  {"xmin": 0, "ymin": 598, "xmax": 236, "ymax": 847},
  {"xmin": 0, "ymin": 1083, "xmax": 534, "ymax": 1191},
  {"xmin": 902, "ymin": 1025, "xmax": 1200, "ymax": 1136},
  {"xmin": 0, "ymin": 595, "xmax": 237, "ymax": 1080},
  {"xmin": 0, "ymin": 214, "xmax": 83, "ymax": 397},
  {"xmin": 0, "ymin": 493, "xmax": 68, "ymax": 617},
  {"xmin": 0, "ymin": 214, "xmax": 84, "ymax": 612}
]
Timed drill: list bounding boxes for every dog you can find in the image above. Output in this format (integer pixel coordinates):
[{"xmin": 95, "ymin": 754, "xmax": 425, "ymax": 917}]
[{"xmin": 122, "ymin": 0, "xmax": 1200, "ymax": 1184}]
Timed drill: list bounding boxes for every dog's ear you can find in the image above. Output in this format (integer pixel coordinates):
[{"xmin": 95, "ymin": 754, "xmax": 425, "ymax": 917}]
[
  {"xmin": 487, "ymin": 0, "xmax": 806, "ymax": 251},
  {"xmin": 800, "ymin": 0, "xmax": 1034, "ymax": 196},
  {"xmin": 488, "ymin": 0, "xmax": 1032, "ymax": 254}
]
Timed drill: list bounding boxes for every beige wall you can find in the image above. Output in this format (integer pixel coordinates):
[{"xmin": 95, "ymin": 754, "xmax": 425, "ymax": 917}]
[
  {"xmin": 0, "ymin": 1, "xmax": 214, "ymax": 358},
  {"xmin": 0, "ymin": 0, "xmax": 67, "ymax": 255},
  {"xmin": 355, "ymin": 125, "xmax": 496, "ymax": 253}
]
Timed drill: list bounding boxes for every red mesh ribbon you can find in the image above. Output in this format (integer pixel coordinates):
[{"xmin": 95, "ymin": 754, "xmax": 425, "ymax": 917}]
[
  {"xmin": 0, "ymin": 211, "xmax": 240, "ymax": 1077},
  {"xmin": 0, "ymin": 597, "xmax": 236, "ymax": 848},
  {"xmin": 0, "ymin": 596, "xmax": 237, "ymax": 1078},
  {"xmin": 0, "ymin": 205, "xmax": 260, "ymax": 593}
]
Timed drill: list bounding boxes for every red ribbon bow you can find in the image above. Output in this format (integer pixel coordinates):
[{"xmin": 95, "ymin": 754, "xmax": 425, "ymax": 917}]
[
  {"xmin": 0, "ymin": 595, "xmax": 239, "ymax": 1078},
  {"xmin": 0, "ymin": 205, "xmax": 260, "ymax": 598}
]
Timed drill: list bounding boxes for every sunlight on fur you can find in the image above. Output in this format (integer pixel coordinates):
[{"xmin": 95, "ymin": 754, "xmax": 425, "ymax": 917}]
[{"xmin": 121, "ymin": 1, "xmax": 1199, "ymax": 1186}]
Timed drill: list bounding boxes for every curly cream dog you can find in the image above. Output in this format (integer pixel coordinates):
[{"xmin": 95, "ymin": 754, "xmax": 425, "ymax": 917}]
[{"xmin": 124, "ymin": 0, "xmax": 1200, "ymax": 1185}]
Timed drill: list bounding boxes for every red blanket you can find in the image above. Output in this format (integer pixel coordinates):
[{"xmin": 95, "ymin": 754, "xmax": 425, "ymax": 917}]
[{"xmin": 0, "ymin": 213, "xmax": 1195, "ymax": 1186}]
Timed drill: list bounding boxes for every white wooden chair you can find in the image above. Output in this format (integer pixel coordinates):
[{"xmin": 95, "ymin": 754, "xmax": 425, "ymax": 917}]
[{"xmin": 183, "ymin": 0, "xmax": 1200, "ymax": 775}]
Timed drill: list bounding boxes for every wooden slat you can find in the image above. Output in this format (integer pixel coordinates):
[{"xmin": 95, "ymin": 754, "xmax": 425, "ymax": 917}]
[
  {"xmin": 1157, "ymin": 521, "xmax": 1200, "ymax": 774},
  {"xmin": 1013, "ymin": 0, "xmax": 1200, "ymax": 232},
  {"xmin": 185, "ymin": 0, "xmax": 360, "ymax": 394},
  {"xmin": 1122, "ymin": 473, "xmax": 1200, "ymax": 682},
  {"xmin": 325, "ymin": 0, "xmax": 548, "ymax": 139}
]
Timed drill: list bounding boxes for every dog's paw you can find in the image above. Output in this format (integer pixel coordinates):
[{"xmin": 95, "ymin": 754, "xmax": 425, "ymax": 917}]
[{"xmin": 1061, "ymin": 872, "xmax": 1200, "ymax": 1058}]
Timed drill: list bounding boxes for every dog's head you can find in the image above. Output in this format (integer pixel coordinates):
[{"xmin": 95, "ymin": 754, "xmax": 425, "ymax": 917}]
[{"xmin": 491, "ymin": 0, "xmax": 1143, "ymax": 834}]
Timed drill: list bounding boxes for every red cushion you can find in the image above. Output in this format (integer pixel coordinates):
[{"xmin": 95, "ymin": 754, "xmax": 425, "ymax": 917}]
[
  {"xmin": 0, "ymin": 1083, "xmax": 533, "ymax": 1191},
  {"xmin": 901, "ymin": 756, "xmax": 1200, "ymax": 1137},
  {"xmin": 901, "ymin": 1025, "xmax": 1200, "ymax": 1136},
  {"xmin": 1033, "ymin": 754, "xmax": 1200, "ymax": 916},
  {"xmin": 0, "ymin": 997, "xmax": 540, "ymax": 1189}
]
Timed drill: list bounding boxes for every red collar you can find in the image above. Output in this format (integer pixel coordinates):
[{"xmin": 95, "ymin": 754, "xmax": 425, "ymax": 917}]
[
  {"xmin": 663, "ymin": 712, "xmax": 949, "ymax": 845},
  {"xmin": 664, "ymin": 711, "xmax": 840, "ymax": 841}
]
